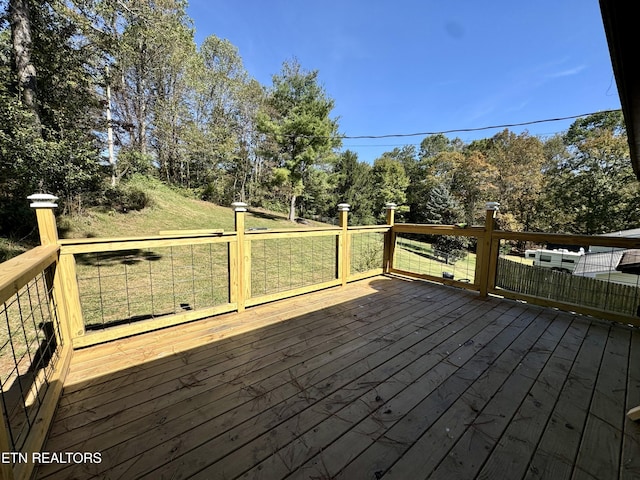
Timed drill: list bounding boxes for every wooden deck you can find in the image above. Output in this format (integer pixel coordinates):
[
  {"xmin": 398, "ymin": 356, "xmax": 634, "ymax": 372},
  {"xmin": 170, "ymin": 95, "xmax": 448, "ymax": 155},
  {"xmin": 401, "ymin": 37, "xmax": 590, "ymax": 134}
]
[{"xmin": 36, "ymin": 275, "xmax": 640, "ymax": 480}]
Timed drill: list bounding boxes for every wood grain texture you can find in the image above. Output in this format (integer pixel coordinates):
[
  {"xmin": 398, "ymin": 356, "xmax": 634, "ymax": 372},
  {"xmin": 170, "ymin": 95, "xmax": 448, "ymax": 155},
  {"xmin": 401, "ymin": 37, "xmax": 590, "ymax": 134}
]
[{"xmin": 34, "ymin": 277, "xmax": 640, "ymax": 480}]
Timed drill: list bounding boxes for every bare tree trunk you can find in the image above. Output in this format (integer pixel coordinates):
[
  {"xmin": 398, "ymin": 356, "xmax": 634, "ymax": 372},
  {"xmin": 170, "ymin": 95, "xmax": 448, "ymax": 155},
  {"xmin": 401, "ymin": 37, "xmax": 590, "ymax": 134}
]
[
  {"xmin": 289, "ymin": 194, "xmax": 296, "ymax": 222},
  {"xmin": 10, "ymin": 0, "xmax": 41, "ymax": 130}
]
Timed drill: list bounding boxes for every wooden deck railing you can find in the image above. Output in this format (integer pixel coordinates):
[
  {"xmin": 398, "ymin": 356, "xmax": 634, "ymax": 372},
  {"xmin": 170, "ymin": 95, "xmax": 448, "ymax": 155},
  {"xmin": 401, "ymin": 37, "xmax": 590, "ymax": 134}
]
[
  {"xmin": 0, "ymin": 196, "xmax": 73, "ymax": 480},
  {"xmin": 3, "ymin": 196, "xmax": 640, "ymax": 478},
  {"xmin": 52, "ymin": 202, "xmax": 393, "ymax": 347},
  {"xmin": 488, "ymin": 230, "xmax": 640, "ymax": 325},
  {"xmin": 385, "ymin": 205, "xmax": 640, "ymax": 327}
]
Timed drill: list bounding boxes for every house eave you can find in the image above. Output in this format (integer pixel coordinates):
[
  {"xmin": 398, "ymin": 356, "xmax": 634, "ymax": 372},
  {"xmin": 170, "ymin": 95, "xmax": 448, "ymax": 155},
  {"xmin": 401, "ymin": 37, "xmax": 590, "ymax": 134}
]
[{"xmin": 600, "ymin": 0, "xmax": 640, "ymax": 180}]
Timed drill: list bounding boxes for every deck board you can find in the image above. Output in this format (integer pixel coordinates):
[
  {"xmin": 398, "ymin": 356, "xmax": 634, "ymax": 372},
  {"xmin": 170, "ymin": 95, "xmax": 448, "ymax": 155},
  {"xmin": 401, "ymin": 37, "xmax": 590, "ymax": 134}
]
[{"xmin": 36, "ymin": 276, "xmax": 640, "ymax": 479}]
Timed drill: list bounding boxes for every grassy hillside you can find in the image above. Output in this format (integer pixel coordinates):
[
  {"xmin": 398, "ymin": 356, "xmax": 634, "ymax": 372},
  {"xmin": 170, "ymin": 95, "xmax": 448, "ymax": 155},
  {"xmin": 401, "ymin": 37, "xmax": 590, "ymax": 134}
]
[
  {"xmin": 0, "ymin": 178, "xmax": 330, "ymax": 261},
  {"xmin": 58, "ymin": 177, "xmax": 328, "ymax": 240}
]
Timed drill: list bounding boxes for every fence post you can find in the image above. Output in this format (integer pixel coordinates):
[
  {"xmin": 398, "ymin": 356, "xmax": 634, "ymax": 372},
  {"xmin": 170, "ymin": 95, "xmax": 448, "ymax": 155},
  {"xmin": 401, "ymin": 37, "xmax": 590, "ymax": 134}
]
[
  {"xmin": 478, "ymin": 201, "xmax": 500, "ymax": 297},
  {"xmin": 232, "ymin": 202, "xmax": 249, "ymax": 312},
  {"xmin": 383, "ymin": 203, "xmax": 397, "ymax": 273},
  {"xmin": 337, "ymin": 203, "xmax": 350, "ymax": 285},
  {"xmin": 27, "ymin": 194, "xmax": 82, "ymax": 342},
  {"xmin": 29, "ymin": 195, "xmax": 85, "ymax": 340},
  {"xmin": 28, "ymin": 194, "xmax": 59, "ymax": 245}
]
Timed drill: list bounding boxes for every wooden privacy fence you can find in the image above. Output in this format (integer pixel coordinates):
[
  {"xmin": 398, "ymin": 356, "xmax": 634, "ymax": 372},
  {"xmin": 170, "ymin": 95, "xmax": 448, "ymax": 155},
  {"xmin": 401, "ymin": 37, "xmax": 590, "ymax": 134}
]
[
  {"xmin": 496, "ymin": 257, "xmax": 640, "ymax": 317},
  {"xmin": 490, "ymin": 230, "xmax": 640, "ymax": 325}
]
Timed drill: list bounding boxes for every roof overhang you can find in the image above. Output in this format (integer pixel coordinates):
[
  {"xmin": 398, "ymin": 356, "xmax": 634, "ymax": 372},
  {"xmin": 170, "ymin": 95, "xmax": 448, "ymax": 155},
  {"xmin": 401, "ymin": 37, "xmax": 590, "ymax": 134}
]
[{"xmin": 600, "ymin": 0, "xmax": 640, "ymax": 180}]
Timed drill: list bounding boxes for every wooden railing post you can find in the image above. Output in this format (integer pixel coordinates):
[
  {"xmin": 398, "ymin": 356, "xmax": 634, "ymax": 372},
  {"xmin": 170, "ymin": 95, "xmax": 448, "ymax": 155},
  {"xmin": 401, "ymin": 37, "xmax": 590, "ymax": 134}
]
[
  {"xmin": 28, "ymin": 194, "xmax": 59, "ymax": 245},
  {"xmin": 232, "ymin": 202, "xmax": 249, "ymax": 312},
  {"xmin": 27, "ymin": 194, "xmax": 76, "ymax": 342},
  {"xmin": 478, "ymin": 201, "xmax": 500, "ymax": 297},
  {"xmin": 28, "ymin": 195, "xmax": 85, "ymax": 340},
  {"xmin": 383, "ymin": 203, "xmax": 397, "ymax": 273},
  {"xmin": 337, "ymin": 203, "xmax": 350, "ymax": 285}
]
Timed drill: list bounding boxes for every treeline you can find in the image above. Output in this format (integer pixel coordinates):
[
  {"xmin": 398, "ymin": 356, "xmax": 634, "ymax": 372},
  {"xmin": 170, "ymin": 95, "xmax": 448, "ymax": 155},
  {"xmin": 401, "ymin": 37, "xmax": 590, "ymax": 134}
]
[{"xmin": 1, "ymin": 0, "xmax": 638, "ymax": 241}]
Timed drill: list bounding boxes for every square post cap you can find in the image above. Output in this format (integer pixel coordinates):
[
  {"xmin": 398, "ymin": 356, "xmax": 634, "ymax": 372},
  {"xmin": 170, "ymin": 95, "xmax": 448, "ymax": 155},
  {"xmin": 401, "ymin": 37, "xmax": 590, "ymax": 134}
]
[
  {"xmin": 28, "ymin": 194, "xmax": 58, "ymax": 208},
  {"xmin": 337, "ymin": 203, "xmax": 350, "ymax": 212},
  {"xmin": 485, "ymin": 201, "xmax": 500, "ymax": 211},
  {"xmin": 385, "ymin": 202, "xmax": 397, "ymax": 210},
  {"xmin": 231, "ymin": 202, "xmax": 248, "ymax": 212}
]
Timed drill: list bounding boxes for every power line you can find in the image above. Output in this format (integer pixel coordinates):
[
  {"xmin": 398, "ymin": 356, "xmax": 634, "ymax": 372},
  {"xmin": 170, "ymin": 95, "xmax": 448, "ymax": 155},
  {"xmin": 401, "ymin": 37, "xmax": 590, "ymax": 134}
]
[
  {"xmin": 342, "ymin": 132, "xmax": 563, "ymax": 148},
  {"xmin": 334, "ymin": 108, "xmax": 622, "ymax": 140}
]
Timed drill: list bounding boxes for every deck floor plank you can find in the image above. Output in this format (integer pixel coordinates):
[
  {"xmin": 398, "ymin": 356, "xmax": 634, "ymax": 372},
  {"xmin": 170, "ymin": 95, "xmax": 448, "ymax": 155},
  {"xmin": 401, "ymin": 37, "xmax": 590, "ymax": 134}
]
[
  {"xmin": 622, "ymin": 329, "xmax": 640, "ymax": 480},
  {"xmin": 571, "ymin": 326, "xmax": 630, "ymax": 480},
  {"xmin": 325, "ymin": 305, "xmax": 544, "ymax": 480},
  {"xmin": 53, "ymin": 284, "xmax": 403, "ymax": 428},
  {"xmin": 524, "ymin": 322, "xmax": 610, "ymax": 480},
  {"xmin": 235, "ymin": 297, "xmax": 521, "ymax": 480},
  {"xmin": 379, "ymin": 309, "xmax": 570, "ymax": 480},
  {"xmin": 35, "ymin": 276, "xmax": 640, "ymax": 480},
  {"xmin": 137, "ymin": 285, "xmax": 493, "ymax": 479},
  {"xmin": 39, "ymin": 278, "xmax": 455, "ymax": 478},
  {"xmin": 475, "ymin": 316, "xmax": 589, "ymax": 480}
]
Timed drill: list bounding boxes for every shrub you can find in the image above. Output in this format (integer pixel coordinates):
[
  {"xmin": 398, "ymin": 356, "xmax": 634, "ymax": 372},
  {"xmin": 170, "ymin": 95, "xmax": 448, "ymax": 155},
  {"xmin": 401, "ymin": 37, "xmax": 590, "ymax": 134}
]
[{"xmin": 100, "ymin": 184, "xmax": 150, "ymax": 213}]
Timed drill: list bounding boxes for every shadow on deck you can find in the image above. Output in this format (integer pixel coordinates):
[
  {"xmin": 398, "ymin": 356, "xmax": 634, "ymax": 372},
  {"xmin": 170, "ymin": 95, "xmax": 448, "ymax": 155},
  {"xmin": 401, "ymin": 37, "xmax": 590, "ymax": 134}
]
[{"xmin": 37, "ymin": 276, "xmax": 640, "ymax": 479}]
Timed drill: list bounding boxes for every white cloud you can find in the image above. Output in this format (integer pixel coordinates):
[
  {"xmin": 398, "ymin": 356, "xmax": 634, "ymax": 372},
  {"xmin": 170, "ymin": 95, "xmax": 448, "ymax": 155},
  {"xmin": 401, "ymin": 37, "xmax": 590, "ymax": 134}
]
[{"xmin": 546, "ymin": 65, "xmax": 587, "ymax": 78}]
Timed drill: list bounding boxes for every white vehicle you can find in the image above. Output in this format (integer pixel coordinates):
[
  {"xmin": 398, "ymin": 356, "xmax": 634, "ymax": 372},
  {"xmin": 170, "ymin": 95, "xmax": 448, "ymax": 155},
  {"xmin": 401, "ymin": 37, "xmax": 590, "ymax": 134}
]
[{"xmin": 524, "ymin": 248, "xmax": 585, "ymax": 273}]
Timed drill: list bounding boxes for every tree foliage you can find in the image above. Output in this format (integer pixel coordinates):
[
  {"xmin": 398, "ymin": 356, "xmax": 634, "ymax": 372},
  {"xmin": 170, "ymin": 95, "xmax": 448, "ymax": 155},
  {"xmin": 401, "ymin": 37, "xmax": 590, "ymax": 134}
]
[
  {"xmin": 1, "ymin": 0, "xmax": 103, "ymax": 237},
  {"xmin": 0, "ymin": 1, "xmax": 638, "ymax": 249},
  {"xmin": 551, "ymin": 111, "xmax": 636, "ymax": 234},
  {"xmin": 257, "ymin": 59, "xmax": 340, "ymax": 221}
]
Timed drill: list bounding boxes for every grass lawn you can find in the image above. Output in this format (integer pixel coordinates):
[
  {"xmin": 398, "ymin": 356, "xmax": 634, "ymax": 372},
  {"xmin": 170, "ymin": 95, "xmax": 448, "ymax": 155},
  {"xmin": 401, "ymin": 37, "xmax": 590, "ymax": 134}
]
[
  {"xmin": 394, "ymin": 235, "xmax": 478, "ymax": 283},
  {"xmin": 58, "ymin": 177, "xmax": 328, "ymax": 240}
]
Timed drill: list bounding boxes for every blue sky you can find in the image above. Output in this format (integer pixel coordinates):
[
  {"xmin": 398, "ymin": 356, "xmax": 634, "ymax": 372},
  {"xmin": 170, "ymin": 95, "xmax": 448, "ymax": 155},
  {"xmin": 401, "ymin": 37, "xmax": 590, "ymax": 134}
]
[{"xmin": 186, "ymin": 0, "xmax": 620, "ymax": 163}]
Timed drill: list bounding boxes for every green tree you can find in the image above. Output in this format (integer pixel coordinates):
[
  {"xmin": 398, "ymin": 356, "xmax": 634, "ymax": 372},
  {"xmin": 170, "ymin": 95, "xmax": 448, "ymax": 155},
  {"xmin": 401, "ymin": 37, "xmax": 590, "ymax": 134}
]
[
  {"xmin": 191, "ymin": 37, "xmax": 264, "ymax": 202},
  {"xmin": 423, "ymin": 184, "xmax": 468, "ymax": 264},
  {"xmin": 257, "ymin": 59, "xmax": 340, "ymax": 221},
  {"xmin": 477, "ymin": 130, "xmax": 546, "ymax": 231},
  {"xmin": 551, "ymin": 111, "xmax": 635, "ymax": 234},
  {"xmin": 449, "ymin": 150, "xmax": 497, "ymax": 225},
  {"xmin": 537, "ymin": 134, "xmax": 573, "ymax": 231},
  {"xmin": 334, "ymin": 150, "xmax": 375, "ymax": 224},
  {"xmin": 371, "ymin": 156, "xmax": 409, "ymax": 221},
  {"xmin": 418, "ymin": 133, "xmax": 462, "ymax": 159},
  {"xmin": 1, "ymin": 0, "xmax": 103, "ymax": 235}
]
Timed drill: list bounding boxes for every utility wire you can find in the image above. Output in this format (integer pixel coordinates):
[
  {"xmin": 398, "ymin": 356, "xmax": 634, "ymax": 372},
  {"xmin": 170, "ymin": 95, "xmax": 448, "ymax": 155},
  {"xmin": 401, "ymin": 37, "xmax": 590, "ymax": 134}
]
[
  {"xmin": 296, "ymin": 108, "xmax": 622, "ymax": 140},
  {"xmin": 341, "ymin": 110, "xmax": 621, "ymax": 139}
]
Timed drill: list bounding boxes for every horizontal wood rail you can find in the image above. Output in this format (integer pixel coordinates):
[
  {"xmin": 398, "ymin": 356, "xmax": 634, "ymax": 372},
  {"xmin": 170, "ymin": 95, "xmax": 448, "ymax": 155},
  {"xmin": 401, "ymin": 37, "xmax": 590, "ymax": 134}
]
[
  {"xmin": 495, "ymin": 230, "xmax": 640, "ymax": 249},
  {"xmin": 6, "ymin": 195, "xmax": 640, "ymax": 477},
  {"xmin": 488, "ymin": 229, "xmax": 640, "ymax": 327},
  {"xmin": 0, "ymin": 198, "xmax": 72, "ymax": 480},
  {"xmin": 59, "ymin": 232, "xmax": 235, "ymax": 255},
  {"xmin": 392, "ymin": 223, "xmax": 485, "ymax": 237},
  {"xmin": 43, "ymin": 203, "xmax": 393, "ymax": 348},
  {"xmin": 0, "ymin": 244, "xmax": 59, "ymax": 305}
]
